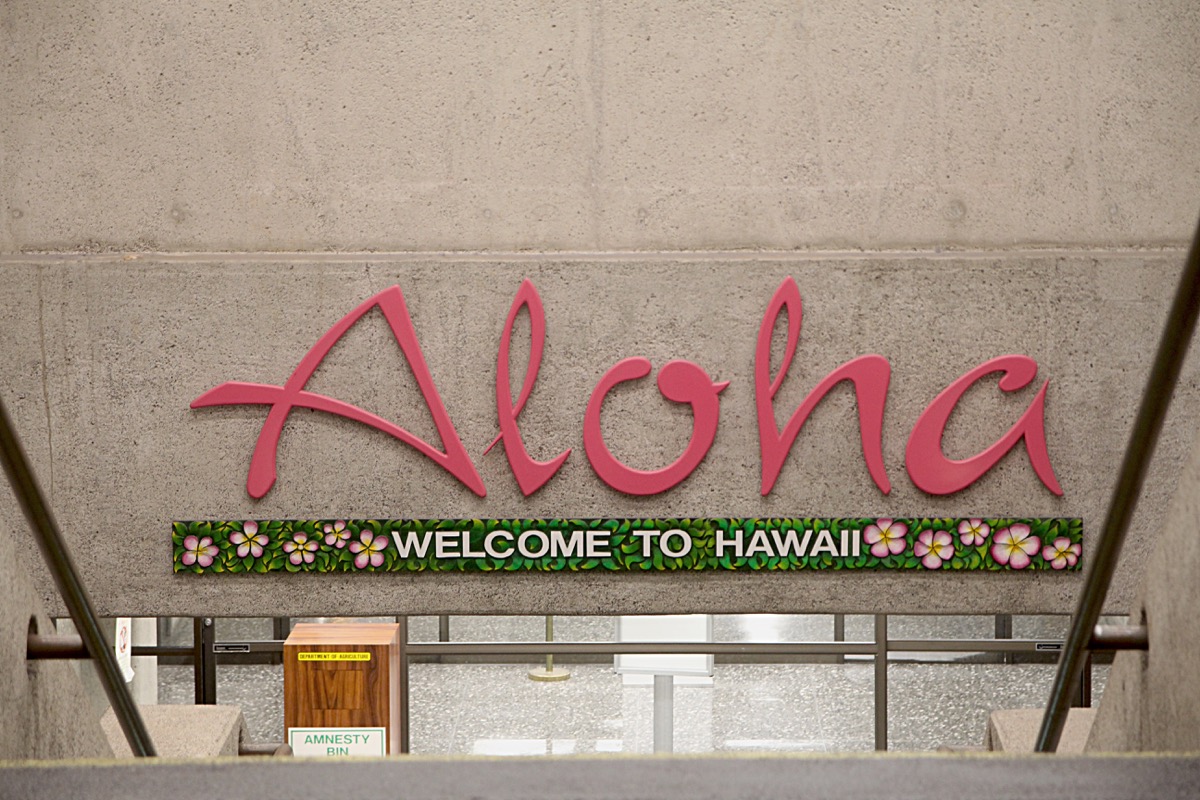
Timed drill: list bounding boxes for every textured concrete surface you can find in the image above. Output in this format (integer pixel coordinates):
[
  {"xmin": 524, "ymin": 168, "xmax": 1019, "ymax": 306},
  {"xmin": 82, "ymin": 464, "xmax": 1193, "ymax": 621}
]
[
  {"xmin": 5, "ymin": 754, "xmax": 1200, "ymax": 800},
  {"xmin": 1088, "ymin": 423, "xmax": 1200, "ymax": 751},
  {"xmin": 985, "ymin": 708, "xmax": 1093, "ymax": 753},
  {"xmin": 1, "ymin": 2, "xmax": 1199, "ymax": 253},
  {"xmin": 1, "ymin": 253, "xmax": 1196, "ymax": 617},
  {"xmin": 0, "ymin": 515, "xmax": 112, "ymax": 759},
  {"xmin": 101, "ymin": 705, "xmax": 245, "ymax": 758}
]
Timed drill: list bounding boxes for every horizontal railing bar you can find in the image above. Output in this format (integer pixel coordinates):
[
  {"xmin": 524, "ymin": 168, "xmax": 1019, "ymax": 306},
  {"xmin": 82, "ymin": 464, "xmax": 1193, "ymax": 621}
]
[
  {"xmin": 406, "ymin": 641, "xmax": 879, "ymax": 656},
  {"xmin": 889, "ymin": 639, "xmax": 1064, "ymax": 653},
  {"xmin": 30, "ymin": 638, "xmax": 211, "ymax": 660},
  {"xmin": 131, "ymin": 645, "xmax": 195, "ymax": 657},
  {"xmin": 27, "ymin": 633, "xmax": 88, "ymax": 660},
  {"xmin": 211, "ymin": 641, "xmax": 286, "ymax": 654},
  {"xmin": 1090, "ymin": 624, "xmax": 1149, "ymax": 651},
  {"xmin": 205, "ymin": 638, "xmax": 1066, "ymax": 657}
]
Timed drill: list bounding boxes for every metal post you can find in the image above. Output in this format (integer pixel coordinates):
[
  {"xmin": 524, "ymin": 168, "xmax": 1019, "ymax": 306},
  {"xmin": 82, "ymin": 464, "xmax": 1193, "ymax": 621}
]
[
  {"xmin": 397, "ymin": 615, "xmax": 410, "ymax": 755},
  {"xmin": 874, "ymin": 614, "xmax": 888, "ymax": 751},
  {"xmin": 1074, "ymin": 653, "xmax": 1092, "ymax": 708},
  {"xmin": 833, "ymin": 614, "xmax": 846, "ymax": 664},
  {"xmin": 653, "ymin": 674, "xmax": 674, "ymax": 753},
  {"xmin": 194, "ymin": 617, "xmax": 216, "ymax": 704},
  {"xmin": 1037, "ymin": 216, "xmax": 1200, "ymax": 752},
  {"xmin": 438, "ymin": 615, "xmax": 450, "ymax": 642},
  {"xmin": 0, "ymin": 396, "xmax": 155, "ymax": 757},
  {"xmin": 995, "ymin": 614, "xmax": 1013, "ymax": 665},
  {"xmin": 528, "ymin": 615, "xmax": 570, "ymax": 681},
  {"xmin": 271, "ymin": 618, "xmax": 290, "ymax": 664}
]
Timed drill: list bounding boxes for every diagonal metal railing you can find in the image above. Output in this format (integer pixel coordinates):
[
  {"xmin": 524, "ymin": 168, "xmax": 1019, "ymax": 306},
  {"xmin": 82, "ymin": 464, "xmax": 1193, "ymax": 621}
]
[
  {"xmin": 0, "ymin": 396, "xmax": 156, "ymax": 757},
  {"xmin": 1036, "ymin": 214, "xmax": 1200, "ymax": 751}
]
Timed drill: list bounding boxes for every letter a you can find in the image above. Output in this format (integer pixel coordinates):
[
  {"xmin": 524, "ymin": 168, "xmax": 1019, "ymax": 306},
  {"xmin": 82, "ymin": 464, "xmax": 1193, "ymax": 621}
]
[
  {"xmin": 905, "ymin": 355, "xmax": 1062, "ymax": 496},
  {"xmin": 191, "ymin": 286, "xmax": 486, "ymax": 498}
]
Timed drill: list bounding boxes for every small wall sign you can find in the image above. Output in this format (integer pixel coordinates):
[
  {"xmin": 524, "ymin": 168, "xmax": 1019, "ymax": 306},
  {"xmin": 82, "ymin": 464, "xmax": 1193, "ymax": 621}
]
[
  {"xmin": 287, "ymin": 727, "xmax": 386, "ymax": 758},
  {"xmin": 174, "ymin": 517, "xmax": 1081, "ymax": 573}
]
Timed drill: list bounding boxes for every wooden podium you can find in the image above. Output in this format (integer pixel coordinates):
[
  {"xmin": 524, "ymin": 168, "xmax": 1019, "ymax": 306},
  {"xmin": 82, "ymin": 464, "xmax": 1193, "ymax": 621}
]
[{"xmin": 284, "ymin": 622, "xmax": 402, "ymax": 756}]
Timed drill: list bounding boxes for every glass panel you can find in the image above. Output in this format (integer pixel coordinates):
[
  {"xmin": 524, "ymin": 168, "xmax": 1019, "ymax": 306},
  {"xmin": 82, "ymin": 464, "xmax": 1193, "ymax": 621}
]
[
  {"xmin": 887, "ymin": 662, "xmax": 1057, "ymax": 751},
  {"xmin": 713, "ymin": 614, "xmax": 838, "ymax": 642},
  {"xmin": 157, "ymin": 617, "xmax": 193, "ymax": 648},
  {"xmin": 1011, "ymin": 614, "xmax": 1069, "ymax": 639},
  {"xmin": 215, "ymin": 663, "xmax": 285, "ymax": 743},
  {"xmin": 409, "ymin": 663, "xmax": 630, "ymax": 755},
  {"xmin": 214, "ymin": 617, "xmax": 273, "ymax": 640},
  {"xmin": 887, "ymin": 615, "xmax": 995, "ymax": 640}
]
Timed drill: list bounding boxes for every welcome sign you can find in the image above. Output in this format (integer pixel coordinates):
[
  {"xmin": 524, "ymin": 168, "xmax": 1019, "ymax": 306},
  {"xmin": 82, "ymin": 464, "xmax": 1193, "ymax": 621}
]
[
  {"xmin": 173, "ymin": 518, "xmax": 1081, "ymax": 573},
  {"xmin": 181, "ymin": 276, "xmax": 1079, "ymax": 578}
]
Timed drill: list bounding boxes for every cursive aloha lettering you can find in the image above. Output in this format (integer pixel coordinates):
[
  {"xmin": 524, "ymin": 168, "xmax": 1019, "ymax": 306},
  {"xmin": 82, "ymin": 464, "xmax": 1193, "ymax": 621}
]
[{"xmin": 192, "ymin": 277, "xmax": 1062, "ymax": 499}]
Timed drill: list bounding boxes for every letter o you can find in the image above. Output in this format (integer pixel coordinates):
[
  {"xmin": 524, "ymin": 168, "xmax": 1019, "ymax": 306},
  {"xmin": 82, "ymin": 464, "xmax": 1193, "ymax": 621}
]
[
  {"xmin": 484, "ymin": 531, "xmax": 513, "ymax": 558},
  {"xmin": 518, "ymin": 530, "xmax": 550, "ymax": 559},
  {"xmin": 660, "ymin": 529, "xmax": 692, "ymax": 558}
]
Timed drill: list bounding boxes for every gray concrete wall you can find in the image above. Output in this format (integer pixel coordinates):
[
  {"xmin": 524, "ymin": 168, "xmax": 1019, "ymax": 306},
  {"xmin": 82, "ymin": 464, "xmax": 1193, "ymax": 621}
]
[
  {"xmin": 1, "ymin": 253, "xmax": 1196, "ymax": 617},
  {"xmin": 0, "ymin": 513, "xmax": 112, "ymax": 759},
  {"xmin": 2, "ymin": 1, "xmax": 1200, "ymax": 618},
  {"xmin": 1088, "ymin": 422, "xmax": 1200, "ymax": 751},
  {"xmin": 1, "ymin": 1, "xmax": 1197, "ymax": 253}
]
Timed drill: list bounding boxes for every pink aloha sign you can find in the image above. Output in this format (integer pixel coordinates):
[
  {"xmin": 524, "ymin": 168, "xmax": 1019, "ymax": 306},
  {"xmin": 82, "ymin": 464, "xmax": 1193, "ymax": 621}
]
[{"xmin": 191, "ymin": 277, "xmax": 1062, "ymax": 499}]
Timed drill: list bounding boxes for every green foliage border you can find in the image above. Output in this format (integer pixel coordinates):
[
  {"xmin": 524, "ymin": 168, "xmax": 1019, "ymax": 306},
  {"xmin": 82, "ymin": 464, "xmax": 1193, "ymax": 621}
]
[{"xmin": 173, "ymin": 518, "xmax": 1082, "ymax": 574}]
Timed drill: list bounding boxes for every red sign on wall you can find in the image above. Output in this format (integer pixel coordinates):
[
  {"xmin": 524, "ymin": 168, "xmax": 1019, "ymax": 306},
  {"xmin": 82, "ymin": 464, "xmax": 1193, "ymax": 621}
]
[{"xmin": 191, "ymin": 278, "xmax": 1062, "ymax": 499}]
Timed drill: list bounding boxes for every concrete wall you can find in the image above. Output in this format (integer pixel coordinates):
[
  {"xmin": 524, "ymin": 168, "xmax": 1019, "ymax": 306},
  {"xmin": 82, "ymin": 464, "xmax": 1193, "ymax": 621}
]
[
  {"xmin": 2, "ymin": 1, "xmax": 1200, "ymax": 617},
  {"xmin": 1088, "ymin": 422, "xmax": 1200, "ymax": 751},
  {"xmin": 1, "ymin": 253, "xmax": 1196, "ymax": 617},
  {"xmin": 0, "ymin": 514, "xmax": 112, "ymax": 759},
  {"xmin": 2, "ymin": 1, "xmax": 1197, "ymax": 253}
]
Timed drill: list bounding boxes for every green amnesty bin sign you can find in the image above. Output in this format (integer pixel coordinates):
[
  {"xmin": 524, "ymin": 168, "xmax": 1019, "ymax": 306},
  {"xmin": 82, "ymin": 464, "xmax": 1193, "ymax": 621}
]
[{"xmin": 174, "ymin": 517, "xmax": 1081, "ymax": 574}]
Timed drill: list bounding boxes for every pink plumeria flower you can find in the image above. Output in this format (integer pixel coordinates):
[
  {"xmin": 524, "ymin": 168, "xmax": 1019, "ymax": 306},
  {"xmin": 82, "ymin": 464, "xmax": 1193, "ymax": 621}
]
[
  {"xmin": 282, "ymin": 532, "xmax": 319, "ymax": 565},
  {"xmin": 229, "ymin": 521, "xmax": 269, "ymax": 559},
  {"xmin": 991, "ymin": 524, "xmax": 1041, "ymax": 569},
  {"xmin": 324, "ymin": 520, "xmax": 350, "ymax": 549},
  {"xmin": 181, "ymin": 535, "xmax": 219, "ymax": 568},
  {"xmin": 349, "ymin": 531, "xmax": 388, "ymax": 569},
  {"xmin": 914, "ymin": 530, "xmax": 955, "ymax": 569},
  {"xmin": 1042, "ymin": 537, "xmax": 1081, "ymax": 570},
  {"xmin": 863, "ymin": 518, "xmax": 908, "ymax": 558},
  {"xmin": 957, "ymin": 518, "xmax": 989, "ymax": 547}
]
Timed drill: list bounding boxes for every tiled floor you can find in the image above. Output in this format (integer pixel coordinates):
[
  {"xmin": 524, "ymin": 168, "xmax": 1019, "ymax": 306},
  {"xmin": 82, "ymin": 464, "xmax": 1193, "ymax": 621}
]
[{"xmin": 152, "ymin": 614, "xmax": 1109, "ymax": 754}]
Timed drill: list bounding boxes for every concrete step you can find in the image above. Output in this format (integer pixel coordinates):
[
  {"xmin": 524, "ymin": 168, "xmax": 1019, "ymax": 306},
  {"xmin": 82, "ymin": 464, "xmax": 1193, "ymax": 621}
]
[
  {"xmin": 101, "ymin": 705, "xmax": 247, "ymax": 758},
  {"xmin": 985, "ymin": 708, "xmax": 1096, "ymax": 753}
]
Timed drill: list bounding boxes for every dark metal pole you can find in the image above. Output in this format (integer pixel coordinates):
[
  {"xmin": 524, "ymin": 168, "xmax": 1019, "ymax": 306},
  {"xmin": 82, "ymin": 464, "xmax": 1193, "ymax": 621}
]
[
  {"xmin": 195, "ymin": 617, "xmax": 217, "ymax": 704},
  {"xmin": 397, "ymin": 615, "xmax": 410, "ymax": 755},
  {"xmin": 1036, "ymin": 216, "xmax": 1200, "ymax": 752},
  {"xmin": 874, "ymin": 614, "xmax": 888, "ymax": 751},
  {"xmin": 0, "ymin": 396, "xmax": 156, "ymax": 757},
  {"xmin": 995, "ymin": 614, "xmax": 1013, "ymax": 665}
]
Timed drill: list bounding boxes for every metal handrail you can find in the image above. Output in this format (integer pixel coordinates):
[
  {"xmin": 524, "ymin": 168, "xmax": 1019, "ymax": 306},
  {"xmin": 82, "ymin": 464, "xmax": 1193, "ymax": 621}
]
[
  {"xmin": 0, "ymin": 397, "xmax": 156, "ymax": 757},
  {"xmin": 1036, "ymin": 215, "xmax": 1200, "ymax": 752},
  {"xmin": 201, "ymin": 635, "xmax": 1069, "ymax": 657}
]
